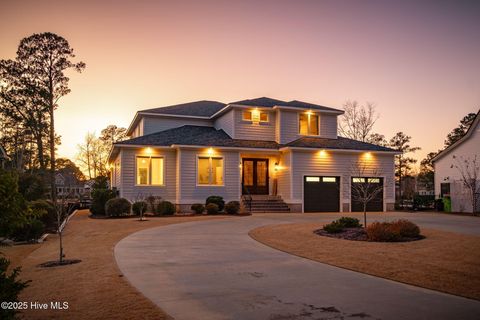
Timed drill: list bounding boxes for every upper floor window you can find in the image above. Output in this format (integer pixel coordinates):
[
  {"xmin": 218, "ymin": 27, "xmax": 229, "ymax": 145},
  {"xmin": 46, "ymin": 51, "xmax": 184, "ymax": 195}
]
[
  {"xmin": 136, "ymin": 156, "xmax": 164, "ymax": 185},
  {"xmin": 243, "ymin": 111, "xmax": 268, "ymax": 123},
  {"xmin": 198, "ymin": 156, "xmax": 224, "ymax": 186},
  {"xmin": 299, "ymin": 113, "xmax": 319, "ymax": 135}
]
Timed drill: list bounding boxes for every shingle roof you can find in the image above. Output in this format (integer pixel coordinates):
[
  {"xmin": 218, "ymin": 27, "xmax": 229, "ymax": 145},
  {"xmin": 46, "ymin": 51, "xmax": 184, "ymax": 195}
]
[
  {"xmin": 116, "ymin": 125, "xmax": 396, "ymax": 152},
  {"xmin": 285, "ymin": 136, "xmax": 396, "ymax": 152},
  {"xmin": 140, "ymin": 100, "xmax": 226, "ymax": 117},
  {"xmin": 231, "ymin": 97, "xmax": 342, "ymax": 112}
]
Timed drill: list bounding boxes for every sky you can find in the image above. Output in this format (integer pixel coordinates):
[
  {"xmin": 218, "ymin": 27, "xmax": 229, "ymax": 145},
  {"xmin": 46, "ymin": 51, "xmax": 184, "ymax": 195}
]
[{"xmin": 1, "ymin": 0, "xmax": 479, "ymax": 167}]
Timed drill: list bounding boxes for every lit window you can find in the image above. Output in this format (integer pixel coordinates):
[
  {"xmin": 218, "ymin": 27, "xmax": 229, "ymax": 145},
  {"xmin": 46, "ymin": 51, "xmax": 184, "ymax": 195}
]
[
  {"xmin": 243, "ymin": 111, "xmax": 269, "ymax": 122},
  {"xmin": 368, "ymin": 178, "xmax": 380, "ymax": 183},
  {"xmin": 136, "ymin": 156, "xmax": 164, "ymax": 185},
  {"xmin": 352, "ymin": 177, "xmax": 365, "ymax": 183},
  {"xmin": 322, "ymin": 177, "xmax": 337, "ymax": 183},
  {"xmin": 306, "ymin": 176, "xmax": 320, "ymax": 182},
  {"xmin": 198, "ymin": 156, "xmax": 224, "ymax": 185},
  {"xmin": 299, "ymin": 113, "xmax": 319, "ymax": 135}
]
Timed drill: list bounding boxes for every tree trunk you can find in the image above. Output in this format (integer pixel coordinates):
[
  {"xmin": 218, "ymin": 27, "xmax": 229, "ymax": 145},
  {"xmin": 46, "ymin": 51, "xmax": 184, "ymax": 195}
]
[
  {"xmin": 49, "ymin": 106, "xmax": 56, "ymax": 204},
  {"xmin": 363, "ymin": 203, "xmax": 367, "ymax": 228},
  {"xmin": 35, "ymin": 132, "xmax": 45, "ymax": 169}
]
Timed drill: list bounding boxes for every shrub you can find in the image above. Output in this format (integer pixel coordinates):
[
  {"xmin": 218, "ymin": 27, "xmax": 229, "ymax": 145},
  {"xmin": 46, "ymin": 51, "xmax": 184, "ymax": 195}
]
[
  {"xmin": 322, "ymin": 221, "xmax": 344, "ymax": 233},
  {"xmin": 191, "ymin": 203, "xmax": 205, "ymax": 214},
  {"xmin": 146, "ymin": 195, "xmax": 161, "ymax": 213},
  {"xmin": 206, "ymin": 196, "xmax": 225, "ymax": 212},
  {"xmin": 206, "ymin": 203, "xmax": 219, "ymax": 215},
  {"xmin": 225, "ymin": 201, "xmax": 240, "ymax": 214},
  {"xmin": 132, "ymin": 201, "xmax": 148, "ymax": 215},
  {"xmin": 90, "ymin": 188, "xmax": 116, "ymax": 216},
  {"xmin": 105, "ymin": 198, "xmax": 131, "ymax": 217},
  {"xmin": 18, "ymin": 172, "xmax": 47, "ymax": 201},
  {"xmin": 366, "ymin": 220, "xmax": 421, "ymax": 242},
  {"xmin": 337, "ymin": 217, "xmax": 361, "ymax": 228},
  {"xmin": 28, "ymin": 200, "xmax": 56, "ymax": 230},
  {"xmin": 0, "ymin": 257, "xmax": 30, "ymax": 320},
  {"xmin": 0, "ymin": 170, "xmax": 27, "ymax": 238},
  {"xmin": 156, "ymin": 201, "xmax": 175, "ymax": 215},
  {"xmin": 11, "ymin": 218, "xmax": 45, "ymax": 242}
]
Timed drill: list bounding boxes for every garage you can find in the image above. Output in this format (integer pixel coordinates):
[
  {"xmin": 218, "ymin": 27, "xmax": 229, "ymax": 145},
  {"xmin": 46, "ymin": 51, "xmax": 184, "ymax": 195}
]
[
  {"xmin": 351, "ymin": 177, "xmax": 384, "ymax": 212},
  {"xmin": 304, "ymin": 176, "xmax": 340, "ymax": 212}
]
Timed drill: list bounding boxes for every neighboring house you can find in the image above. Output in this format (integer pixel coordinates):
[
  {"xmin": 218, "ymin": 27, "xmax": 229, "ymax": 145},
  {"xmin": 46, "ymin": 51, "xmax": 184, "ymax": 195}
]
[
  {"xmin": 108, "ymin": 97, "xmax": 398, "ymax": 213},
  {"xmin": 0, "ymin": 145, "xmax": 8, "ymax": 169},
  {"xmin": 433, "ymin": 110, "xmax": 480, "ymax": 213},
  {"xmin": 55, "ymin": 173, "xmax": 87, "ymax": 198}
]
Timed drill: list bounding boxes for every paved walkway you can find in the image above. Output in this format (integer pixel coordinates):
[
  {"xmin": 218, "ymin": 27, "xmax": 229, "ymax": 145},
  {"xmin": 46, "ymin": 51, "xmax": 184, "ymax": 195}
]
[{"xmin": 115, "ymin": 212, "xmax": 480, "ymax": 320}]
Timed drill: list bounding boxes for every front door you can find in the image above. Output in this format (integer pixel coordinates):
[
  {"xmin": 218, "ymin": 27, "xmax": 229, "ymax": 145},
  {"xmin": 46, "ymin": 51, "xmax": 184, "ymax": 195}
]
[{"xmin": 242, "ymin": 158, "xmax": 269, "ymax": 195}]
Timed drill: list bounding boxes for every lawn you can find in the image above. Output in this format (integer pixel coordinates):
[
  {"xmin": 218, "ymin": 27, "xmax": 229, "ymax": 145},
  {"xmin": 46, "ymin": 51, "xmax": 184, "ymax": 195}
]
[
  {"xmin": 2, "ymin": 210, "xmax": 228, "ymax": 320},
  {"xmin": 250, "ymin": 222, "xmax": 480, "ymax": 301}
]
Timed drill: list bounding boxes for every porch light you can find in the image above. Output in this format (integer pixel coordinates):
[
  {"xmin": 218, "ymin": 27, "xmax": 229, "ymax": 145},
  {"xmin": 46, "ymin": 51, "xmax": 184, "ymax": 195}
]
[
  {"xmin": 274, "ymin": 162, "xmax": 279, "ymax": 171},
  {"xmin": 318, "ymin": 149, "xmax": 327, "ymax": 157},
  {"xmin": 207, "ymin": 148, "xmax": 214, "ymax": 155},
  {"xmin": 145, "ymin": 147, "xmax": 153, "ymax": 155},
  {"xmin": 364, "ymin": 152, "xmax": 372, "ymax": 160}
]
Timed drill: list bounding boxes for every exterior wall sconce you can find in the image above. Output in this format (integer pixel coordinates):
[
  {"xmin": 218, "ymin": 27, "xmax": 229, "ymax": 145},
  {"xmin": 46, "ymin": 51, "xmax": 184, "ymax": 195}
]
[{"xmin": 207, "ymin": 147, "xmax": 214, "ymax": 155}]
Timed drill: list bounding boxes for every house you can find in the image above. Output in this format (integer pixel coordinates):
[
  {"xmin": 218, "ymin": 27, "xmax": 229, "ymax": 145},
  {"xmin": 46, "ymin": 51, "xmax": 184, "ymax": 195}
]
[
  {"xmin": 108, "ymin": 97, "xmax": 398, "ymax": 213},
  {"xmin": 55, "ymin": 172, "xmax": 87, "ymax": 198},
  {"xmin": 432, "ymin": 110, "xmax": 480, "ymax": 213}
]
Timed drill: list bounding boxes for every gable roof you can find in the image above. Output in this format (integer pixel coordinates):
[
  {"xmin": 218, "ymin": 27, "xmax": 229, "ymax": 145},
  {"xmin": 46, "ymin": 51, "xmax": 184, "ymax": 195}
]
[
  {"xmin": 140, "ymin": 100, "xmax": 226, "ymax": 117},
  {"xmin": 112, "ymin": 125, "xmax": 397, "ymax": 161},
  {"xmin": 231, "ymin": 97, "xmax": 342, "ymax": 112},
  {"xmin": 432, "ymin": 109, "xmax": 480, "ymax": 162}
]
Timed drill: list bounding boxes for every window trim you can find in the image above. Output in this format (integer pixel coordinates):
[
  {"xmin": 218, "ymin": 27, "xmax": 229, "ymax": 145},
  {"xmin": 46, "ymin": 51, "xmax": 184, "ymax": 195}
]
[
  {"xmin": 242, "ymin": 111, "xmax": 269, "ymax": 123},
  {"xmin": 196, "ymin": 154, "xmax": 225, "ymax": 187},
  {"xmin": 135, "ymin": 155, "xmax": 165, "ymax": 187},
  {"xmin": 298, "ymin": 112, "xmax": 320, "ymax": 136}
]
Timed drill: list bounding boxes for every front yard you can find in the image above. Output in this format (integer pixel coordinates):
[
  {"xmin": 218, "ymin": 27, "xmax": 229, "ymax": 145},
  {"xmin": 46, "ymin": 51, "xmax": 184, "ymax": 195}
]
[
  {"xmin": 2, "ymin": 210, "xmax": 228, "ymax": 320},
  {"xmin": 250, "ymin": 222, "xmax": 480, "ymax": 300}
]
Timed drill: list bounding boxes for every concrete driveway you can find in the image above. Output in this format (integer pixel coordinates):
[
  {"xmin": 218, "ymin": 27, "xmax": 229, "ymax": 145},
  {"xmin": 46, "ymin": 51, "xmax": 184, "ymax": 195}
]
[{"xmin": 115, "ymin": 212, "xmax": 480, "ymax": 320}]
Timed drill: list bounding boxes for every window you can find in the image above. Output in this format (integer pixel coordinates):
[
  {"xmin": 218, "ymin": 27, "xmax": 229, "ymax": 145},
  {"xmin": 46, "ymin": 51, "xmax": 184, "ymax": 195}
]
[
  {"xmin": 243, "ymin": 111, "xmax": 269, "ymax": 123},
  {"xmin": 136, "ymin": 156, "xmax": 164, "ymax": 185},
  {"xmin": 198, "ymin": 156, "xmax": 224, "ymax": 185},
  {"xmin": 306, "ymin": 176, "xmax": 320, "ymax": 182},
  {"xmin": 299, "ymin": 113, "xmax": 319, "ymax": 135},
  {"xmin": 352, "ymin": 177, "xmax": 365, "ymax": 183},
  {"xmin": 322, "ymin": 177, "xmax": 336, "ymax": 183}
]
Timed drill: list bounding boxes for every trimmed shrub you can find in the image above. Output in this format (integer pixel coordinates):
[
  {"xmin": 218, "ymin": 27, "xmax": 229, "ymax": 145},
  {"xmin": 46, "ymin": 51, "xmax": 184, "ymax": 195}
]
[
  {"xmin": 206, "ymin": 196, "xmax": 225, "ymax": 212},
  {"xmin": 389, "ymin": 219, "xmax": 420, "ymax": 238},
  {"xmin": 156, "ymin": 201, "xmax": 175, "ymax": 215},
  {"xmin": 191, "ymin": 203, "xmax": 205, "ymax": 214},
  {"xmin": 28, "ymin": 200, "xmax": 56, "ymax": 230},
  {"xmin": 366, "ymin": 220, "xmax": 421, "ymax": 242},
  {"xmin": 337, "ymin": 217, "xmax": 361, "ymax": 228},
  {"xmin": 11, "ymin": 218, "xmax": 45, "ymax": 242},
  {"xmin": 90, "ymin": 188, "xmax": 116, "ymax": 216},
  {"xmin": 225, "ymin": 201, "xmax": 240, "ymax": 214},
  {"xmin": 323, "ymin": 221, "xmax": 344, "ymax": 233},
  {"xmin": 206, "ymin": 203, "xmax": 219, "ymax": 215},
  {"xmin": 132, "ymin": 201, "xmax": 148, "ymax": 215},
  {"xmin": 105, "ymin": 198, "xmax": 131, "ymax": 217}
]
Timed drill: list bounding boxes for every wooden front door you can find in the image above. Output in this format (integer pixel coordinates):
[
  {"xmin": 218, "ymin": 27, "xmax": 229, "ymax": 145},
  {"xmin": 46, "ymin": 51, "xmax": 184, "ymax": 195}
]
[{"xmin": 242, "ymin": 158, "xmax": 269, "ymax": 195}]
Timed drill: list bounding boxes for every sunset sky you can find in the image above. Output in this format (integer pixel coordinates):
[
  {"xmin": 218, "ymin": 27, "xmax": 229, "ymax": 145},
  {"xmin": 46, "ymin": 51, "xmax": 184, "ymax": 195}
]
[{"xmin": 1, "ymin": 0, "xmax": 479, "ymax": 168}]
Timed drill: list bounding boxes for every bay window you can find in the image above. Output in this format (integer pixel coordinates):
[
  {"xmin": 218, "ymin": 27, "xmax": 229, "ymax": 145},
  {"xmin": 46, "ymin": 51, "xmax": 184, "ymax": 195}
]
[{"xmin": 136, "ymin": 156, "xmax": 164, "ymax": 185}]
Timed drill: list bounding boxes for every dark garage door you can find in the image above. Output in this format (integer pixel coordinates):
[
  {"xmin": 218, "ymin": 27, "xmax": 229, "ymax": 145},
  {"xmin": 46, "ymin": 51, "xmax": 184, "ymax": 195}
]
[
  {"xmin": 304, "ymin": 176, "xmax": 340, "ymax": 212},
  {"xmin": 351, "ymin": 177, "xmax": 384, "ymax": 212}
]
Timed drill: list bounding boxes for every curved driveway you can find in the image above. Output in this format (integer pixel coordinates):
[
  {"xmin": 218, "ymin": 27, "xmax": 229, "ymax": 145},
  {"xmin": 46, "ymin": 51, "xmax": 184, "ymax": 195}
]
[{"xmin": 115, "ymin": 212, "xmax": 480, "ymax": 320}]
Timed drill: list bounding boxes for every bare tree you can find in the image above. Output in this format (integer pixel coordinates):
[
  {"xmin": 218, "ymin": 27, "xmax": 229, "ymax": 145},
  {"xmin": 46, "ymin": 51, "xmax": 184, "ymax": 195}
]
[
  {"xmin": 338, "ymin": 101, "xmax": 379, "ymax": 142},
  {"xmin": 134, "ymin": 193, "xmax": 148, "ymax": 221},
  {"xmin": 350, "ymin": 161, "xmax": 384, "ymax": 227},
  {"xmin": 452, "ymin": 155, "xmax": 480, "ymax": 215}
]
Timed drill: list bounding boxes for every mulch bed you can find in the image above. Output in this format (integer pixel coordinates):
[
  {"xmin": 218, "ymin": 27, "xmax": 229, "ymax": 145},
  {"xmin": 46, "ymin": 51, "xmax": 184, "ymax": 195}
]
[
  {"xmin": 314, "ymin": 227, "xmax": 424, "ymax": 242},
  {"xmin": 38, "ymin": 259, "xmax": 82, "ymax": 268}
]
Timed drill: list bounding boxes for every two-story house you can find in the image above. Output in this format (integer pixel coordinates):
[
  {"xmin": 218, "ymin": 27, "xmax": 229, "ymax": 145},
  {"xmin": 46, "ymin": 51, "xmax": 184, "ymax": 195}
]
[{"xmin": 108, "ymin": 97, "xmax": 397, "ymax": 213}]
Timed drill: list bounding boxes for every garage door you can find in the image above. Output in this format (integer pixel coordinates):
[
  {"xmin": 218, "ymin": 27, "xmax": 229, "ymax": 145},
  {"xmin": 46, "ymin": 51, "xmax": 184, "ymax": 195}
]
[
  {"xmin": 304, "ymin": 176, "xmax": 340, "ymax": 212},
  {"xmin": 351, "ymin": 177, "xmax": 384, "ymax": 212}
]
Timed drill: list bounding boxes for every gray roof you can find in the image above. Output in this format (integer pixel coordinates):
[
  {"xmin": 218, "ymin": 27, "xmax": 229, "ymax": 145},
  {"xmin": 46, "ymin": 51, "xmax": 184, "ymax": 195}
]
[
  {"xmin": 116, "ymin": 125, "xmax": 396, "ymax": 152},
  {"xmin": 137, "ymin": 97, "xmax": 342, "ymax": 118},
  {"xmin": 140, "ymin": 100, "xmax": 226, "ymax": 117}
]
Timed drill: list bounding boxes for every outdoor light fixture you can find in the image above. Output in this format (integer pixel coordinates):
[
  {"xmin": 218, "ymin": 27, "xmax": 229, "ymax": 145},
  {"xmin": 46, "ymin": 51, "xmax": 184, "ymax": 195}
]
[
  {"xmin": 318, "ymin": 149, "xmax": 327, "ymax": 157},
  {"xmin": 207, "ymin": 147, "xmax": 214, "ymax": 155},
  {"xmin": 274, "ymin": 162, "xmax": 279, "ymax": 171},
  {"xmin": 145, "ymin": 147, "xmax": 153, "ymax": 155}
]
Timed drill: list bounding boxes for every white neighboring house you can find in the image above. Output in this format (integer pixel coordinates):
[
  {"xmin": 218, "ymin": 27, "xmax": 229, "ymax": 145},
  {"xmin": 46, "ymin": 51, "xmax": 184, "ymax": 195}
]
[{"xmin": 433, "ymin": 110, "xmax": 480, "ymax": 213}]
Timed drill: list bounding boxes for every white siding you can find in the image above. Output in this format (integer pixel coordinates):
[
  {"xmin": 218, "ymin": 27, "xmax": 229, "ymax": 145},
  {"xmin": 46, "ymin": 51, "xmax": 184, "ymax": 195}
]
[
  {"xmin": 178, "ymin": 149, "xmax": 240, "ymax": 204},
  {"xmin": 130, "ymin": 119, "xmax": 144, "ymax": 138},
  {"xmin": 291, "ymin": 151, "xmax": 396, "ymax": 211},
  {"xmin": 276, "ymin": 151, "xmax": 291, "ymax": 200},
  {"xmin": 143, "ymin": 116, "xmax": 213, "ymax": 135},
  {"xmin": 320, "ymin": 114, "xmax": 337, "ymax": 139},
  {"xmin": 214, "ymin": 110, "xmax": 234, "ymax": 137},
  {"xmin": 278, "ymin": 110, "xmax": 299, "ymax": 144},
  {"xmin": 434, "ymin": 121, "xmax": 480, "ymax": 212},
  {"xmin": 233, "ymin": 109, "xmax": 276, "ymax": 141},
  {"xmin": 119, "ymin": 148, "xmax": 177, "ymax": 202}
]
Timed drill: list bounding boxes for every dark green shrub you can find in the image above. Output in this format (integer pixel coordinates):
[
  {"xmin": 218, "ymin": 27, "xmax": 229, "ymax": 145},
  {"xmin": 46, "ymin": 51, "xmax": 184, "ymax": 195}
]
[
  {"xmin": 337, "ymin": 217, "xmax": 361, "ymax": 228},
  {"xmin": 11, "ymin": 218, "xmax": 45, "ymax": 242},
  {"xmin": 132, "ymin": 201, "xmax": 148, "ymax": 215},
  {"xmin": 0, "ymin": 257, "xmax": 30, "ymax": 320},
  {"xmin": 322, "ymin": 221, "xmax": 344, "ymax": 233},
  {"xmin": 0, "ymin": 170, "xmax": 27, "ymax": 238},
  {"xmin": 206, "ymin": 196, "xmax": 225, "ymax": 212},
  {"xmin": 156, "ymin": 201, "xmax": 175, "ymax": 215},
  {"xmin": 225, "ymin": 201, "xmax": 240, "ymax": 214},
  {"xmin": 18, "ymin": 172, "xmax": 47, "ymax": 201},
  {"xmin": 90, "ymin": 188, "xmax": 116, "ymax": 216},
  {"xmin": 28, "ymin": 200, "xmax": 56, "ymax": 230},
  {"xmin": 206, "ymin": 203, "xmax": 219, "ymax": 215},
  {"xmin": 105, "ymin": 198, "xmax": 131, "ymax": 217},
  {"xmin": 191, "ymin": 203, "xmax": 205, "ymax": 214}
]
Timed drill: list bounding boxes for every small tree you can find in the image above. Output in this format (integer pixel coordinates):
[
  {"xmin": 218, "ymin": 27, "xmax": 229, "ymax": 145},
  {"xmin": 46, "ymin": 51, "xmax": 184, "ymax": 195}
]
[
  {"xmin": 350, "ymin": 162, "xmax": 384, "ymax": 227},
  {"xmin": 134, "ymin": 193, "xmax": 148, "ymax": 221},
  {"xmin": 452, "ymin": 155, "xmax": 480, "ymax": 215}
]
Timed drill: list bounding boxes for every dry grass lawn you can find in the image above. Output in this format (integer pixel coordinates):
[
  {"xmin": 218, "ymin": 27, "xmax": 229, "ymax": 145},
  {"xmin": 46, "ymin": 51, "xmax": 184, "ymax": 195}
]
[
  {"xmin": 250, "ymin": 223, "xmax": 480, "ymax": 301},
  {"xmin": 1, "ymin": 210, "xmax": 228, "ymax": 320}
]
